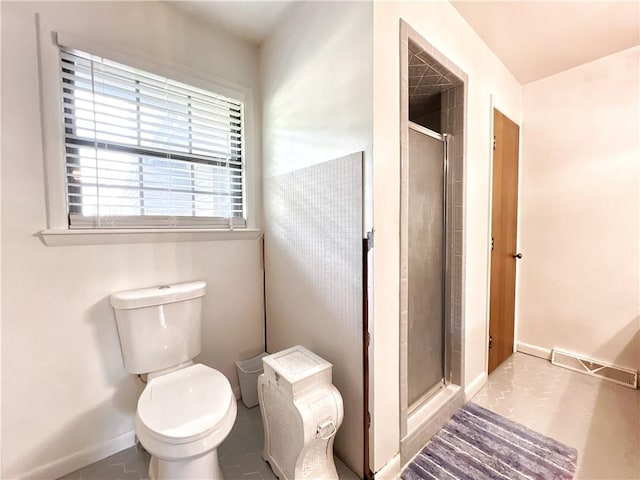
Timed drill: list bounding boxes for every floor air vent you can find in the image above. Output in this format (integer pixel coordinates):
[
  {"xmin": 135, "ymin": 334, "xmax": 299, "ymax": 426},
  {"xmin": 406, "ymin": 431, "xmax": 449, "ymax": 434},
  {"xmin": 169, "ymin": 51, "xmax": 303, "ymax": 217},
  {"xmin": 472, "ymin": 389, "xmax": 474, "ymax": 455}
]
[{"xmin": 551, "ymin": 348, "xmax": 638, "ymax": 389}]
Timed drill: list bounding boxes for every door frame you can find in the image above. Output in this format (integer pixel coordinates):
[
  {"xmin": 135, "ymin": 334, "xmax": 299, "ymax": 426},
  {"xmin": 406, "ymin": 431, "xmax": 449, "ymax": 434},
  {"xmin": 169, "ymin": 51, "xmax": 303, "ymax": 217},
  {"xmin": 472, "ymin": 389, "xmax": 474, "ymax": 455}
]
[{"xmin": 486, "ymin": 104, "xmax": 521, "ymax": 374}]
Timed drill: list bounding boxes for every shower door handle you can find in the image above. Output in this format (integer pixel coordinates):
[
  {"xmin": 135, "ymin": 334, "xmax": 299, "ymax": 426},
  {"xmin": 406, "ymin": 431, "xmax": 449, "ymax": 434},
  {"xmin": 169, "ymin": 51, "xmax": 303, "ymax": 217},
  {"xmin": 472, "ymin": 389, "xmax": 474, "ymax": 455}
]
[{"xmin": 513, "ymin": 253, "xmax": 523, "ymax": 259}]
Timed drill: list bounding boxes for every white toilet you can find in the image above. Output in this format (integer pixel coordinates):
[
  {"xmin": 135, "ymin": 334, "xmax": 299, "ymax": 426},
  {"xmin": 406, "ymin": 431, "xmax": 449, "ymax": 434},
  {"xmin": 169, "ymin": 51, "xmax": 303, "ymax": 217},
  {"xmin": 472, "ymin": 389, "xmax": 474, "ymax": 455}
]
[{"xmin": 111, "ymin": 281, "xmax": 237, "ymax": 480}]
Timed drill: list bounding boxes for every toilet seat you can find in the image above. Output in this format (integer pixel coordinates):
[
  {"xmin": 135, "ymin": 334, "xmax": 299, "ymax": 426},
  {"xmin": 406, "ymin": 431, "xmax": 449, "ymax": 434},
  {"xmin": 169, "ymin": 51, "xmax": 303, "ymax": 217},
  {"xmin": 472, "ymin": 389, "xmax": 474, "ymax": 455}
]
[{"xmin": 137, "ymin": 364, "xmax": 235, "ymax": 446}]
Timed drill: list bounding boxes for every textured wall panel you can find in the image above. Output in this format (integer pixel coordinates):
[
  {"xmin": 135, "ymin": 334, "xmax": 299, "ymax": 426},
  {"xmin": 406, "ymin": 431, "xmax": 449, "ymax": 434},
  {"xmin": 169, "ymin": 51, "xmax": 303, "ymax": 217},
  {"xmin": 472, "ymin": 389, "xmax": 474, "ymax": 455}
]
[{"xmin": 264, "ymin": 152, "xmax": 363, "ymax": 474}]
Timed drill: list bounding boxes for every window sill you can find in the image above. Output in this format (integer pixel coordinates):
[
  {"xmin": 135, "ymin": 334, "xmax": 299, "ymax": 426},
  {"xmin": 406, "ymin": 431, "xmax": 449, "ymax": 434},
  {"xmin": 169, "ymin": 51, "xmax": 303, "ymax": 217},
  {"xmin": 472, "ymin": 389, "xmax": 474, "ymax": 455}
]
[{"xmin": 39, "ymin": 228, "xmax": 262, "ymax": 246}]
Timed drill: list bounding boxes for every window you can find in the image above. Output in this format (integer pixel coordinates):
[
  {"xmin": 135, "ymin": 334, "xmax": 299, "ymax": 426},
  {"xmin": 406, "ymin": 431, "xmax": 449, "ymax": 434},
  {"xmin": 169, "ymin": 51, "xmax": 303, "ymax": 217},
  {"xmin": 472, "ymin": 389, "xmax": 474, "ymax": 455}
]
[{"xmin": 60, "ymin": 47, "xmax": 245, "ymax": 229}]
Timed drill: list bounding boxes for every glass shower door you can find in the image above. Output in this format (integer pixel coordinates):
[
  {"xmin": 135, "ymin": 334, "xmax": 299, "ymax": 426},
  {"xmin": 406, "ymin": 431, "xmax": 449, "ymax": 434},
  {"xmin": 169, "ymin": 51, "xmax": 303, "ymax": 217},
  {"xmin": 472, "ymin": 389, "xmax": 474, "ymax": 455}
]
[{"xmin": 407, "ymin": 122, "xmax": 446, "ymax": 408}]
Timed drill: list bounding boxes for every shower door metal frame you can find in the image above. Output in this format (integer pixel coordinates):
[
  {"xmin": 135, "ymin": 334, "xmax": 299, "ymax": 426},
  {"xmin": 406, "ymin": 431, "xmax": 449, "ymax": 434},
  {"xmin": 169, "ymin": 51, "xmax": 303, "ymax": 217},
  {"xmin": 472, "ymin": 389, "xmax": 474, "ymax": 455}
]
[{"xmin": 406, "ymin": 121, "xmax": 451, "ymax": 414}]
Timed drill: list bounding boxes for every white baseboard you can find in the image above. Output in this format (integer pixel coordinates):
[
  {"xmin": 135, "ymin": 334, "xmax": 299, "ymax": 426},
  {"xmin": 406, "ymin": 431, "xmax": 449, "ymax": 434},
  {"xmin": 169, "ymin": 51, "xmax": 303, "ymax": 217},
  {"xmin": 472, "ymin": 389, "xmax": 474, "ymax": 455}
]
[
  {"xmin": 464, "ymin": 371, "xmax": 487, "ymax": 401},
  {"xmin": 374, "ymin": 453, "xmax": 401, "ymax": 480},
  {"xmin": 516, "ymin": 341, "xmax": 552, "ymax": 360},
  {"xmin": 20, "ymin": 430, "xmax": 136, "ymax": 479}
]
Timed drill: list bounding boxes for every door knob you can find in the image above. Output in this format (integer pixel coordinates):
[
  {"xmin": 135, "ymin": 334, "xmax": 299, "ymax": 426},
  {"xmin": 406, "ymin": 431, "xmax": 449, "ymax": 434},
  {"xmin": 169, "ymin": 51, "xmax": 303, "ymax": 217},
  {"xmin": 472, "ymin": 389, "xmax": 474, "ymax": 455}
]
[{"xmin": 513, "ymin": 253, "xmax": 523, "ymax": 259}]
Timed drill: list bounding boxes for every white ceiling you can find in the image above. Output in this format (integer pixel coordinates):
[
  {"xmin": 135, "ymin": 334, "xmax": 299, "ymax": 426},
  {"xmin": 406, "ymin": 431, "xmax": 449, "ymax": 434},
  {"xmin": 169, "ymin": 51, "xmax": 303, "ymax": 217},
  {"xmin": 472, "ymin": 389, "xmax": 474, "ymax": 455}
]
[
  {"xmin": 451, "ymin": 1, "xmax": 640, "ymax": 84},
  {"xmin": 171, "ymin": 1, "xmax": 295, "ymax": 45},
  {"xmin": 172, "ymin": 1, "xmax": 639, "ymax": 84}
]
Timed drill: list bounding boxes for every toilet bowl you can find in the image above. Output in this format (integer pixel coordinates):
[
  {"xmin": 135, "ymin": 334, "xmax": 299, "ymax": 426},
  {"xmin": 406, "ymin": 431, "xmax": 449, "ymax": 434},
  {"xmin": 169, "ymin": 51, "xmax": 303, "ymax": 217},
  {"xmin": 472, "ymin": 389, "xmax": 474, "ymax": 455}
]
[
  {"xmin": 111, "ymin": 281, "xmax": 237, "ymax": 480},
  {"xmin": 135, "ymin": 364, "xmax": 237, "ymax": 480}
]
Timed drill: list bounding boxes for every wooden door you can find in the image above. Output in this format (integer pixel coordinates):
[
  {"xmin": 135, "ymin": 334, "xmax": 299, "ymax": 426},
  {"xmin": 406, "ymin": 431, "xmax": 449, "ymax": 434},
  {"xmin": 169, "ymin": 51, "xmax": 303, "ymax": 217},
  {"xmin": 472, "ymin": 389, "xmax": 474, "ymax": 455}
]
[{"xmin": 488, "ymin": 109, "xmax": 520, "ymax": 374}]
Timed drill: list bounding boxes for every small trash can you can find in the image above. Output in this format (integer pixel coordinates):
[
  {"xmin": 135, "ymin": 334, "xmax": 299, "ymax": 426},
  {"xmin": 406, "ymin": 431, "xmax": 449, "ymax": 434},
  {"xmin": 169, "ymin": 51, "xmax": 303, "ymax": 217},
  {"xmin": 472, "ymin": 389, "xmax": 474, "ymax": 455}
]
[{"xmin": 235, "ymin": 352, "xmax": 268, "ymax": 408}]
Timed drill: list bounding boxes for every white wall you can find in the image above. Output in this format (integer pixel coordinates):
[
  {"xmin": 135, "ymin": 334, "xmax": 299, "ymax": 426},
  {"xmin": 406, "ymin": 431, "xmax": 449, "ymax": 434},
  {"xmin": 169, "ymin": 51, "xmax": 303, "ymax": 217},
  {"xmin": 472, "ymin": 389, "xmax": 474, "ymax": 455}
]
[
  {"xmin": 1, "ymin": 2, "xmax": 264, "ymax": 477},
  {"xmin": 260, "ymin": 2, "xmax": 373, "ymax": 475},
  {"xmin": 261, "ymin": 2, "xmax": 373, "ymax": 179},
  {"xmin": 371, "ymin": 1, "xmax": 522, "ymax": 472},
  {"xmin": 518, "ymin": 46, "xmax": 640, "ymax": 371}
]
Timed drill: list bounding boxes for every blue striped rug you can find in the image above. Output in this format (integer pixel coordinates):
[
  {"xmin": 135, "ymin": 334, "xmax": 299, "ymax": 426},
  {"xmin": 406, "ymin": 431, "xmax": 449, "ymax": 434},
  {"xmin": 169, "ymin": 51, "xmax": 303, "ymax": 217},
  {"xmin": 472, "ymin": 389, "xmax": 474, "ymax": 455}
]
[{"xmin": 402, "ymin": 403, "xmax": 577, "ymax": 480}]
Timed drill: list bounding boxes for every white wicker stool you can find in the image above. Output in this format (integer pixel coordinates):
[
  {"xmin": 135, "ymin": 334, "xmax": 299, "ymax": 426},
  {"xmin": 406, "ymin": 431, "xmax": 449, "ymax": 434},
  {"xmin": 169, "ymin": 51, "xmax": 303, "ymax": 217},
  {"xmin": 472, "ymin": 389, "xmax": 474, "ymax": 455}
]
[{"xmin": 258, "ymin": 346, "xmax": 344, "ymax": 480}]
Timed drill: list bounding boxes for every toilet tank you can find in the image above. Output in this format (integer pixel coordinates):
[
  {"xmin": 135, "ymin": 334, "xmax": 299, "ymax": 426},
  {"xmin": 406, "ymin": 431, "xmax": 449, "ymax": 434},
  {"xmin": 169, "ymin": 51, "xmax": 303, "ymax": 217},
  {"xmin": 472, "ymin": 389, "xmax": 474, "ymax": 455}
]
[{"xmin": 110, "ymin": 281, "xmax": 206, "ymax": 374}]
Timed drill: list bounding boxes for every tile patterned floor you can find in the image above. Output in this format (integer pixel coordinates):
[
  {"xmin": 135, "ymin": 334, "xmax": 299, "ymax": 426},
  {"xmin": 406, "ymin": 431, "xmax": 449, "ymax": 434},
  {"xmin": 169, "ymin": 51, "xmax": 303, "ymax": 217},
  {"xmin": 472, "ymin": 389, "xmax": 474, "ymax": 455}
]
[
  {"xmin": 59, "ymin": 444, "xmax": 150, "ymax": 480},
  {"xmin": 56, "ymin": 353, "xmax": 640, "ymax": 479},
  {"xmin": 59, "ymin": 401, "xmax": 358, "ymax": 480},
  {"xmin": 472, "ymin": 352, "xmax": 640, "ymax": 480}
]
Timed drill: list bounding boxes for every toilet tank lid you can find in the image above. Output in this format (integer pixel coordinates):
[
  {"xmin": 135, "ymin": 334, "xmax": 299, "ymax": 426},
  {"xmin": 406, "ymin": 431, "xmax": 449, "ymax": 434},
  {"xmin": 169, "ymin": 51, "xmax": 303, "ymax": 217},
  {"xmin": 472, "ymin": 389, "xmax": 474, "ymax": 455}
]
[{"xmin": 110, "ymin": 281, "xmax": 206, "ymax": 310}]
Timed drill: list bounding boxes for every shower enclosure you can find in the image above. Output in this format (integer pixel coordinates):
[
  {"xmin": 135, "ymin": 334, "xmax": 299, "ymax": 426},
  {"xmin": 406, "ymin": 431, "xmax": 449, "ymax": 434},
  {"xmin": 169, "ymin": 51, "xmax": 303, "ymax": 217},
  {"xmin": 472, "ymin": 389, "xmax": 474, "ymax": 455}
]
[{"xmin": 399, "ymin": 21, "xmax": 467, "ymax": 465}]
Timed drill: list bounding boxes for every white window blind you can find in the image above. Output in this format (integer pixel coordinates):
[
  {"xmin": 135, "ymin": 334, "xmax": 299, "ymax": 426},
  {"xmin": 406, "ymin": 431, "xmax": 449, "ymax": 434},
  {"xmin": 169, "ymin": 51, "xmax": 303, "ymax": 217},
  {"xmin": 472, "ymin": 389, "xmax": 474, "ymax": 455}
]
[{"xmin": 60, "ymin": 47, "xmax": 246, "ymax": 229}]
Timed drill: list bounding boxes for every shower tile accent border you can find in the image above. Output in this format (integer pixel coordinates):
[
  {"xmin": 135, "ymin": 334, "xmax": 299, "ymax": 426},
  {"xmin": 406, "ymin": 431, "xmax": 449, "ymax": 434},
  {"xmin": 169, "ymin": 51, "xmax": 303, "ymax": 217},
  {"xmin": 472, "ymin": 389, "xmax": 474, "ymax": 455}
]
[{"xmin": 399, "ymin": 19, "xmax": 468, "ymax": 461}]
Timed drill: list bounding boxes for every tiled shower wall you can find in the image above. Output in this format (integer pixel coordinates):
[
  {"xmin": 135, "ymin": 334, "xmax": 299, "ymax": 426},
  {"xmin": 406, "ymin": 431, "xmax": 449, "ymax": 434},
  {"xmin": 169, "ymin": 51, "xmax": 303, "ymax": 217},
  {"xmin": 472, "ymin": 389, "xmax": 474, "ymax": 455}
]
[{"xmin": 442, "ymin": 84, "xmax": 465, "ymax": 386}]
